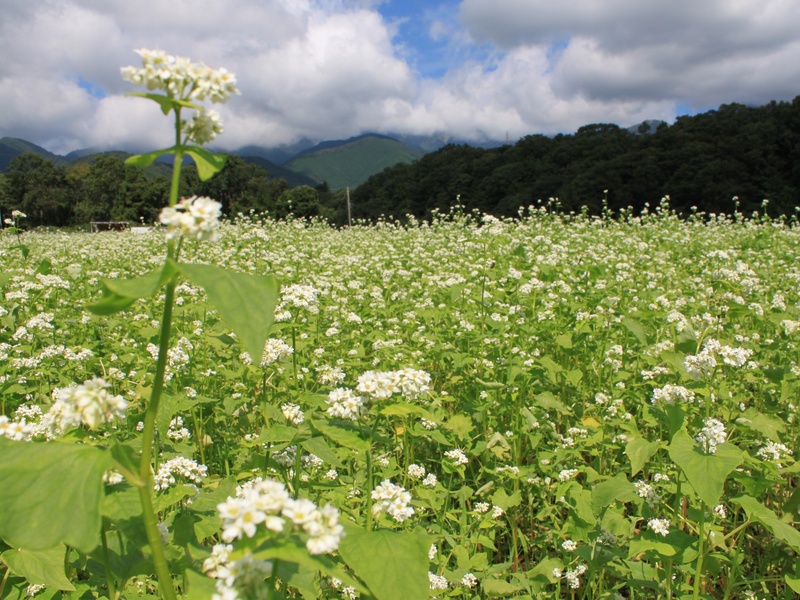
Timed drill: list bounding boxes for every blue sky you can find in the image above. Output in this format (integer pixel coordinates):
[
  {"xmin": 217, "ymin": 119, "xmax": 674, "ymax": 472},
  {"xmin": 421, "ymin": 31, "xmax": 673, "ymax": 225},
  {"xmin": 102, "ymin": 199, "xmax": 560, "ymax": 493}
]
[{"xmin": 1, "ymin": 0, "xmax": 799, "ymax": 154}]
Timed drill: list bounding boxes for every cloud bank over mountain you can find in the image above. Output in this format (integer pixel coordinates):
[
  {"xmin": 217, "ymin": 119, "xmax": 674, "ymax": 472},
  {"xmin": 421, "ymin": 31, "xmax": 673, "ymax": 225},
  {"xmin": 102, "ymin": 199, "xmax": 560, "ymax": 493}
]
[{"xmin": 1, "ymin": 0, "xmax": 798, "ymax": 154}]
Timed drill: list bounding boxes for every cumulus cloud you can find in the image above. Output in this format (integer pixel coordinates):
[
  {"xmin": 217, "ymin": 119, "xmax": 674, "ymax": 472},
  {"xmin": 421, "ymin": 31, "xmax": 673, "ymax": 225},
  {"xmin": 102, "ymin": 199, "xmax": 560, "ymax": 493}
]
[
  {"xmin": 1, "ymin": 0, "xmax": 799, "ymax": 154},
  {"xmin": 459, "ymin": 0, "xmax": 800, "ymax": 109}
]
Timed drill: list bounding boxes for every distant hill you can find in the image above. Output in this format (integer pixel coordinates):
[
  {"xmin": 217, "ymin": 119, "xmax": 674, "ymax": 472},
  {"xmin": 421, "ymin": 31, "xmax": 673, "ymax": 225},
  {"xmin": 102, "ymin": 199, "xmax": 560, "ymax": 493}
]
[
  {"xmin": 238, "ymin": 155, "xmax": 318, "ymax": 188},
  {"xmin": 0, "ymin": 133, "xmax": 427, "ymax": 190},
  {"xmin": 231, "ymin": 139, "xmax": 317, "ymax": 165},
  {"xmin": 625, "ymin": 119, "xmax": 667, "ymax": 135},
  {"xmin": 0, "ymin": 137, "xmax": 66, "ymax": 171},
  {"xmin": 284, "ymin": 134, "xmax": 426, "ymax": 190}
]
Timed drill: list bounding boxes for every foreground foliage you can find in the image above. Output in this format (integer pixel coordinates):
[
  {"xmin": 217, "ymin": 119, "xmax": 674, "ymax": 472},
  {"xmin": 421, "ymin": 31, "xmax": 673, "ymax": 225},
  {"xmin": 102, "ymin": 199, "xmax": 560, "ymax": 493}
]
[{"xmin": 1, "ymin": 204, "xmax": 800, "ymax": 599}]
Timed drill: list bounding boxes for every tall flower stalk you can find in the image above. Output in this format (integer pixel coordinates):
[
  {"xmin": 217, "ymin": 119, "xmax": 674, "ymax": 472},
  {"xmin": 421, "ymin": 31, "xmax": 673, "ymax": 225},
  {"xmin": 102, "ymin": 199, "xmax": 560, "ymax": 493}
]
[{"xmin": 119, "ymin": 48, "xmax": 238, "ymax": 600}]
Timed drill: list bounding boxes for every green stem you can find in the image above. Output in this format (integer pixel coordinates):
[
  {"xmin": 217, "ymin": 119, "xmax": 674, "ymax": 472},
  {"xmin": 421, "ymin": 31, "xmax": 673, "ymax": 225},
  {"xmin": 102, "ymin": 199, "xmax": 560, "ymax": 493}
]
[
  {"xmin": 169, "ymin": 112, "xmax": 183, "ymax": 208},
  {"xmin": 100, "ymin": 519, "xmax": 118, "ymax": 600},
  {"xmin": 0, "ymin": 565, "xmax": 11, "ymax": 599},
  {"xmin": 266, "ymin": 559, "xmax": 280, "ymax": 600},
  {"xmin": 137, "ymin": 277, "xmax": 179, "ymax": 600},
  {"xmin": 365, "ymin": 415, "xmax": 382, "ymax": 531},
  {"xmin": 365, "ymin": 447, "xmax": 374, "ymax": 531},
  {"xmin": 692, "ymin": 503, "xmax": 706, "ymax": 599},
  {"xmin": 665, "ymin": 556, "xmax": 673, "ymax": 600},
  {"xmin": 132, "ymin": 111, "xmax": 185, "ymax": 600}
]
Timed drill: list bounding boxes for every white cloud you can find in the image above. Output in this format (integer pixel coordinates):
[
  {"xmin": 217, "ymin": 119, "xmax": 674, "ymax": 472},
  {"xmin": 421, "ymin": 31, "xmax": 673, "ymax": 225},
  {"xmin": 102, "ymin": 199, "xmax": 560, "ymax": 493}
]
[
  {"xmin": 459, "ymin": 0, "xmax": 800, "ymax": 109},
  {"xmin": 1, "ymin": 0, "xmax": 799, "ymax": 155}
]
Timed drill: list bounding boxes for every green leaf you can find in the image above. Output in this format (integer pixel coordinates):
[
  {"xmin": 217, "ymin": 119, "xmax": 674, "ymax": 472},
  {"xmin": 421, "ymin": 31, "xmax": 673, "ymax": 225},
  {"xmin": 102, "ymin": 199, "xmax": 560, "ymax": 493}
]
[
  {"xmin": 555, "ymin": 333, "xmax": 573, "ymax": 348},
  {"xmin": 621, "ymin": 317, "xmax": 648, "ymax": 345},
  {"xmin": 184, "ymin": 568, "xmax": 219, "ymax": 600},
  {"xmin": 534, "ymin": 391, "xmax": 571, "ymax": 414},
  {"xmin": 311, "ymin": 419, "xmax": 370, "ymax": 453},
  {"xmin": 87, "ymin": 262, "xmax": 179, "ymax": 315},
  {"xmin": 1, "ymin": 545, "xmax": 75, "ymax": 591},
  {"xmin": 629, "ymin": 537, "xmax": 678, "ymax": 558},
  {"xmin": 733, "ymin": 495, "xmax": 800, "ymax": 553},
  {"xmin": 253, "ymin": 538, "xmax": 364, "ymax": 594},
  {"xmin": 184, "ymin": 146, "xmax": 228, "ymax": 181},
  {"xmin": 482, "ymin": 578, "xmax": 524, "ymax": 596},
  {"xmin": 591, "ymin": 472, "xmax": 637, "ymax": 515},
  {"xmin": 338, "ymin": 527, "xmax": 430, "ymax": 600},
  {"xmin": 625, "ymin": 436, "xmax": 661, "ymax": 476},
  {"xmin": 785, "ymin": 575, "xmax": 800, "ymax": 594},
  {"xmin": 668, "ymin": 428, "xmax": 742, "ymax": 507},
  {"xmin": 0, "ymin": 438, "xmax": 111, "ymax": 553},
  {"xmin": 125, "ymin": 92, "xmax": 200, "ymax": 115},
  {"xmin": 565, "ymin": 369, "xmax": 583, "ymax": 386},
  {"xmin": 300, "ymin": 436, "xmax": 344, "ymax": 468},
  {"xmin": 735, "ymin": 408, "xmax": 786, "ymax": 442},
  {"xmin": 379, "ymin": 402, "xmax": 433, "ymax": 419},
  {"xmin": 567, "ymin": 486, "xmax": 596, "ymax": 525},
  {"xmin": 178, "ymin": 263, "xmax": 279, "ymax": 360},
  {"xmin": 445, "ymin": 413, "xmax": 474, "ymax": 440},
  {"xmin": 125, "ymin": 148, "xmax": 173, "ymax": 169},
  {"xmin": 491, "ymin": 488, "xmax": 522, "ymax": 510}
]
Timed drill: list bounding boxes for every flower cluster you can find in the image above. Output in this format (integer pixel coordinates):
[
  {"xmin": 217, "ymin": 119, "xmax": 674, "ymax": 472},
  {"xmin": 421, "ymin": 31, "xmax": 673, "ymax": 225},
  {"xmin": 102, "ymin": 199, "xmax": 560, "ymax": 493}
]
[
  {"xmin": 50, "ymin": 377, "xmax": 128, "ymax": 431},
  {"xmin": 355, "ymin": 368, "xmax": 431, "ymax": 401},
  {"xmin": 202, "ymin": 544, "xmax": 273, "ymax": 600},
  {"xmin": 167, "ymin": 416, "xmax": 191, "ymax": 441},
  {"xmin": 756, "ymin": 440, "xmax": 792, "ymax": 463},
  {"xmin": 159, "ymin": 195, "xmax": 222, "ymax": 242},
  {"xmin": 695, "ymin": 417, "xmax": 727, "ymax": 454},
  {"xmin": 648, "ymin": 518, "xmax": 671, "ymax": 536},
  {"xmin": 281, "ymin": 402, "xmax": 305, "ymax": 425},
  {"xmin": 444, "ymin": 448, "xmax": 469, "ymax": 466},
  {"xmin": 553, "ymin": 563, "xmax": 588, "ymax": 589},
  {"xmin": 371, "ymin": 479, "xmax": 415, "ymax": 523},
  {"xmin": 3, "ymin": 209, "xmax": 26, "ymax": 227},
  {"xmin": 217, "ymin": 477, "xmax": 344, "ymax": 555},
  {"xmin": 326, "ymin": 388, "xmax": 366, "ymax": 421},
  {"xmin": 651, "ymin": 384, "xmax": 696, "ymax": 405},
  {"xmin": 684, "ymin": 338, "xmax": 753, "ymax": 378},
  {"xmin": 274, "ymin": 284, "xmax": 322, "ymax": 320},
  {"xmin": 121, "ymin": 48, "xmax": 238, "ymax": 104},
  {"xmin": 153, "ymin": 456, "xmax": 208, "ymax": 491}
]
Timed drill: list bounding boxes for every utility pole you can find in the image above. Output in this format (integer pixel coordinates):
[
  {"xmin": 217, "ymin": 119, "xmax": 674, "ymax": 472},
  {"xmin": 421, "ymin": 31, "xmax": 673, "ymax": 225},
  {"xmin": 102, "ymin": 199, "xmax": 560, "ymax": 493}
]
[{"xmin": 346, "ymin": 187, "xmax": 352, "ymax": 226}]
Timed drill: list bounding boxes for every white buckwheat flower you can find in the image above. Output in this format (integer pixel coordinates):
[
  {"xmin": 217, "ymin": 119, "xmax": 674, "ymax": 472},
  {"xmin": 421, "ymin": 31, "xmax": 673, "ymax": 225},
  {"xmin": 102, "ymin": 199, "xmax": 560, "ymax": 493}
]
[
  {"xmin": 51, "ymin": 377, "xmax": 128, "ymax": 431},
  {"xmin": 372, "ymin": 479, "xmax": 415, "ymax": 522},
  {"xmin": 444, "ymin": 448, "xmax": 469, "ymax": 466},
  {"xmin": 159, "ymin": 195, "xmax": 222, "ymax": 242},
  {"xmin": 695, "ymin": 417, "xmax": 727, "ymax": 454},
  {"xmin": 648, "ymin": 518, "xmax": 671, "ymax": 536}
]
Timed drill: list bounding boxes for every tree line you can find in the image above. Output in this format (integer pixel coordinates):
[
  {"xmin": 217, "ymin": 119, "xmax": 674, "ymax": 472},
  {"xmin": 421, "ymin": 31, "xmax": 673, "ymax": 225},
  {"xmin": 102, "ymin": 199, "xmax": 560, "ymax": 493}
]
[
  {"xmin": 351, "ymin": 97, "xmax": 800, "ymax": 220},
  {"xmin": 3, "ymin": 96, "xmax": 800, "ymax": 227},
  {"xmin": 0, "ymin": 153, "xmax": 344, "ymax": 228}
]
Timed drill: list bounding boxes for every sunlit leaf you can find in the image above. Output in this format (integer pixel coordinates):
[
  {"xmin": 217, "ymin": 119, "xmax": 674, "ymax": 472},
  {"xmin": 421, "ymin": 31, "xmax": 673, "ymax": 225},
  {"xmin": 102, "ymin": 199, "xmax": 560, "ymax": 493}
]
[
  {"xmin": 184, "ymin": 146, "xmax": 228, "ymax": 181},
  {"xmin": 125, "ymin": 92, "xmax": 200, "ymax": 115},
  {"xmin": 625, "ymin": 436, "xmax": 661, "ymax": 476},
  {"xmin": 733, "ymin": 495, "xmax": 800, "ymax": 553},
  {"xmin": 87, "ymin": 261, "xmax": 180, "ymax": 315},
  {"xmin": 668, "ymin": 427, "xmax": 742, "ymax": 507},
  {"xmin": 0, "ymin": 438, "xmax": 111, "ymax": 553},
  {"xmin": 1, "ymin": 544, "xmax": 75, "ymax": 591},
  {"xmin": 338, "ymin": 526, "xmax": 430, "ymax": 600},
  {"xmin": 178, "ymin": 263, "xmax": 278, "ymax": 360},
  {"xmin": 591, "ymin": 472, "xmax": 637, "ymax": 515}
]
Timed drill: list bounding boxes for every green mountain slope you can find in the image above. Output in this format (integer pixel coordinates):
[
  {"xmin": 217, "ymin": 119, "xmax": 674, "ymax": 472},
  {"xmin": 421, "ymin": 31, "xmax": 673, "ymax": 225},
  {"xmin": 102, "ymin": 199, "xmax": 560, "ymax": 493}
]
[
  {"xmin": 284, "ymin": 134, "xmax": 425, "ymax": 190},
  {"xmin": 0, "ymin": 137, "xmax": 66, "ymax": 171},
  {"xmin": 239, "ymin": 155, "xmax": 319, "ymax": 188}
]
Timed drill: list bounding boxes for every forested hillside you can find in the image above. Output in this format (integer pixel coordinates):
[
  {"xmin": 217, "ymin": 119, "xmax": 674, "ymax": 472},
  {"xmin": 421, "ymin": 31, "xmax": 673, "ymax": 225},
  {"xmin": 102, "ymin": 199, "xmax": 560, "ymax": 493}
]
[
  {"xmin": 2, "ymin": 97, "xmax": 800, "ymax": 227},
  {"xmin": 0, "ymin": 153, "xmax": 340, "ymax": 227},
  {"xmin": 351, "ymin": 97, "xmax": 800, "ymax": 220}
]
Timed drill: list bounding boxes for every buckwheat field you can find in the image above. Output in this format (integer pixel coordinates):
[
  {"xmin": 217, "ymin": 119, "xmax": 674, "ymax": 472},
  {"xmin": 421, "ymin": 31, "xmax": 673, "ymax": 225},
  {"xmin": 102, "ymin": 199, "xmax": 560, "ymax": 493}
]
[{"xmin": 2, "ymin": 203, "xmax": 800, "ymax": 600}]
